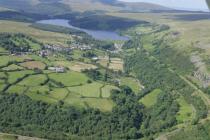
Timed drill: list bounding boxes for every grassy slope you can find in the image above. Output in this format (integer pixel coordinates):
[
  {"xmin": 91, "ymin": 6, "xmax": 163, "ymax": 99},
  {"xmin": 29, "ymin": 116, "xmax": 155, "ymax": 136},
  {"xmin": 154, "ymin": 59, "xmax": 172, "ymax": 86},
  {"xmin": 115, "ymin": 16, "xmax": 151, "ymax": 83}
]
[
  {"xmin": 120, "ymin": 77, "xmax": 141, "ymax": 94},
  {"xmin": 139, "ymin": 89, "xmax": 161, "ymax": 108},
  {"xmin": 108, "ymin": 12, "xmax": 210, "ymax": 52},
  {"xmin": 0, "ymin": 20, "xmax": 72, "ymax": 46},
  {"xmin": 62, "ymin": 0, "xmax": 121, "ymax": 12},
  {"xmin": 176, "ymin": 96, "xmax": 194, "ymax": 123},
  {"xmin": 49, "ymin": 71, "xmax": 89, "ymax": 87},
  {"xmin": 0, "ymin": 0, "xmax": 170, "ymax": 13},
  {"xmin": 110, "ymin": 11, "xmax": 210, "ymax": 85}
]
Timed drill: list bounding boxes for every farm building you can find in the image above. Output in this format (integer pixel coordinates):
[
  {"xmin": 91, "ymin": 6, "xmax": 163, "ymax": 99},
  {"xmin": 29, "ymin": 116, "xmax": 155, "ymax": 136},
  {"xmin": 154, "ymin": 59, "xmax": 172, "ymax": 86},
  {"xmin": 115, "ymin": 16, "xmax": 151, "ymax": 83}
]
[{"xmin": 48, "ymin": 67, "xmax": 65, "ymax": 73}]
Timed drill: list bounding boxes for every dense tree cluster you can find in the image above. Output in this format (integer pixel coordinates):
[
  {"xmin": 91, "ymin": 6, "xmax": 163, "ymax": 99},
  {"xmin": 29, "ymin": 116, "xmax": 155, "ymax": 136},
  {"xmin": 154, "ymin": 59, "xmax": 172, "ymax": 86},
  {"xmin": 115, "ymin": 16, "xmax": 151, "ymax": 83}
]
[
  {"xmin": 69, "ymin": 15, "xmax": 146, "ymax": 31},
  {"xmin": 0, "ymin": 11, "xmax": 49, "ymax": 22},
  {"xmin": 142, "ymin": 92, "xmax": 179, "ymax": 136},
  {"xmin": 0, "ymin": 87, "xmax": 144, "ymax": 140},
  {"xmin": 31, "ymin": 23, "xmax": 87, "ymax": 36},
  {"xmin": 82, "ymin": 69, "xmax": 102, "ymax": 81},
  {"xmin": 82, "ymin": 51, "xmax": 97, "ymax": 58}
]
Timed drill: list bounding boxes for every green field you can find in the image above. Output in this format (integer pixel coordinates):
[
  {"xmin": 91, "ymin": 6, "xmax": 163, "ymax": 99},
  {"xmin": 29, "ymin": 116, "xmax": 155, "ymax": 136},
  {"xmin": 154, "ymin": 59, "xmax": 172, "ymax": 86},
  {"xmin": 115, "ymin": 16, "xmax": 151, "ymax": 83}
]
[
  {"xmin": 7, "ymin": 85, "xmax": 27, "ymax": 94},
  {"xmin": 68, "ymin": 82, "xmax": 103, "ymax": 98},
  {"xmin": 64, "ymin": 93, "xmax": 114, "ymax": 112},
  {"xmin": 27, "ymin": 92, "xmax": 58, "ymax": 104},
  {"xmin": 0, "ymin": 55, "xmax": 25, "ymax": 66},
  {"xmin": 49, "ymin": 71, "xmax": 89, "ymax": 87},
  {"xmin": 18, "ymin": 74, "xmax": 47, "ymax": 86},
  {"xmin": 48, "ymin": 88, "xmax": 69, "ymax": 100},
  {"xmin": 120, "ymin": 77, "xmax": 141, "ymax": 94},
  {"xmin": 0, "ymin": 82, "xmax": 6, "ymax": 91},
  {"xmin": 139, "ymin": 89, "xmax": 162, "ymax": 107},
  {"xmin": 101, "ymin": 85, "xmax": 119, "ymax": 98},
  {"xmin": 7, "ymin": 70, "xmax": 34, "ymax": 83},
  {"xmin": 2, "ymin": 64, "xmax": 24, "ymax": 71},
  {"xmin": 176, "ymin": 96, "xmax": 194, "ymax": 123}
]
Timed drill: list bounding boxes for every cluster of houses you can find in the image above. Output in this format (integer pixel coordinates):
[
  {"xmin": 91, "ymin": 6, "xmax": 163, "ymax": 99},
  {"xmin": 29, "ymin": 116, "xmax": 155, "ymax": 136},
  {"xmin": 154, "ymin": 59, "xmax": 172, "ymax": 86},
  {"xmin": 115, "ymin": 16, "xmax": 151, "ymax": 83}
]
[
  {"xmin": 11, "ymin": 49, "xmax": 34, "ymax": 56},
  {"xmin": 71, "ymin": 44, "xmax": 92, "ymax": 51},
  {"xmin": 39, "ymin": 50, "xmax": 51, "ymax": 57},
  {"xmin": 43, "ymin": 44, "xmax": 72, "ymax": 52},
  {"xmin": 39, "ymin": 44, "xmax": 93, "ymax": 57}
]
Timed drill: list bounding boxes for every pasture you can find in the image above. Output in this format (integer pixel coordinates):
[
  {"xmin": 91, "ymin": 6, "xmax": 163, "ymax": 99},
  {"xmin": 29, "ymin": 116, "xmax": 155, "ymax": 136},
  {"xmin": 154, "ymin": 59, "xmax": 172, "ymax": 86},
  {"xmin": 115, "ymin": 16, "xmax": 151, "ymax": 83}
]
[
  {"xmin": 7, "ymin": 70, "xmax": 34, "ymax": 83},
  {"xmin": 139, "ymin": 89, "xmax": 162, "ymax": 107},
  {"xmin": 109, "ymin": 58, "xmax": 123, "ymax": 71},
  {"xmin": 49, "ymin": 71, "xmax": 89, "ymax": 86},
  {"xmin": 120, "ymin": 77, "xmax": 141, "ymax": 94},
  {"xmin": 48, "ymin": 88, "xmax": 69, "ymax": 100},
  {"xmin": 0, "ymin": 55, "xmax": 26, "ymax": 66},
  {"xmin": 18, "ymin": 74, "xmax": 47, "ymax": 86},
  {"xmin": 20, "ymin": 61, "xmax": 46, "ymax": 70},
  {"xmin": 68, "ymin": 82, "xmax": 103, "ymax": 97},
  {"xmin": 0, "ymin": 83, "xmax": 6, "ymax": 91},
  {"xmin": 101, "ymin": 85, "xmax": 119, "ymax": 98},
  {"xmin": 27, "ymin": 92, "xmax": 58, "ymax": 104},
  {"xmin": 2, "ymin": 64, "xmax": 23, "ymax": 71},
  {"xmin": 64, "ymin": 93, "xmax": 114, "ymax": 112},
  {"xmin": 176, "ymin": 96, "xmax": 194, "ymax": 123},
  {"xmin": 7, "ymin": 85, "xmax": 27, "ymax": 95}
]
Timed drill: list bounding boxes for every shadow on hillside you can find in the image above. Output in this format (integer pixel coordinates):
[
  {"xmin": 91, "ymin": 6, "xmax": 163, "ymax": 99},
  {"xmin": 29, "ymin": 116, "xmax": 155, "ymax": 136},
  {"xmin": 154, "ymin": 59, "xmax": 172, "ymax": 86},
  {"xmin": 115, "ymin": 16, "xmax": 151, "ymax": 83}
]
[{"xmin": 167, "ymin": 13, "xmax": 210, "ymax": 21}]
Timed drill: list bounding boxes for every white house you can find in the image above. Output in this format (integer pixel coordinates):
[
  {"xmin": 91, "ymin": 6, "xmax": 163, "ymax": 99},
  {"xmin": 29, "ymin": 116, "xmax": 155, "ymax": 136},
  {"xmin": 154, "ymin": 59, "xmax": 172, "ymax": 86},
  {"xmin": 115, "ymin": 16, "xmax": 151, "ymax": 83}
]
[{"xmin": 48, "ymin": 67, "xmax": 65, "ymax": 73}]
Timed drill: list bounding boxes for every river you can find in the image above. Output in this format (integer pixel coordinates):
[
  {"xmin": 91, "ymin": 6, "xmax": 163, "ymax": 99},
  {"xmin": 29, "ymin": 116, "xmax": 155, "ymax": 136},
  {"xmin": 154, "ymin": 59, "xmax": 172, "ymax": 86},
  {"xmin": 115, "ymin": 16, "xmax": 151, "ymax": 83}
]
[{"xmin": 37, "ymin": 19, "xmax": 129, "ymax": 41}]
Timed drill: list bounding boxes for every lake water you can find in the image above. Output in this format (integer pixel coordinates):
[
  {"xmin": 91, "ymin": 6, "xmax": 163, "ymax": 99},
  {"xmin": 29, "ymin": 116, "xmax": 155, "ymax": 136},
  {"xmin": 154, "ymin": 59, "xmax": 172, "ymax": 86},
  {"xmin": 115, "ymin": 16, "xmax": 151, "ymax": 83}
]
[{"xmin": 37, "ymin": 19, "xmax": 129, "ymax": 41}]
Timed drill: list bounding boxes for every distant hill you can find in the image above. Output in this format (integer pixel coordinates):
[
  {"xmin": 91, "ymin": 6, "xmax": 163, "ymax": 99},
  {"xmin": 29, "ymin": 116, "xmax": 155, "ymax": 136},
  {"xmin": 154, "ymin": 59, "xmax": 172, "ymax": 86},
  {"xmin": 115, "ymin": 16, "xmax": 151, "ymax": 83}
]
[
  {"xmin": 118, "ymin": 2, "xmax": 171, "ymax": 12},
  {"xmin": 0, "ymin": 0, "xmax": 172, "ymax": 15},
  {"xmin": 61, "ymin": 0, "xmax": 171, "ymax": 12},
  {"xmin": 0, "ymin": 0, "xmax": 70, "ymax": 15},
  {"xmin": 207, "ymin": 0, "xmax": 210, "ymax": 10}
]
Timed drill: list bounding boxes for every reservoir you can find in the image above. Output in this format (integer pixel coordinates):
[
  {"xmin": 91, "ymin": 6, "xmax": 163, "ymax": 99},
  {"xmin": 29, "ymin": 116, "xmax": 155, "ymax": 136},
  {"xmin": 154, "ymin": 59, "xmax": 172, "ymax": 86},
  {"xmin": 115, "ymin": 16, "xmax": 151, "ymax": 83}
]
[{"xmin": 37, "ymin": 19, "xmax": 129, "ymax": 41}]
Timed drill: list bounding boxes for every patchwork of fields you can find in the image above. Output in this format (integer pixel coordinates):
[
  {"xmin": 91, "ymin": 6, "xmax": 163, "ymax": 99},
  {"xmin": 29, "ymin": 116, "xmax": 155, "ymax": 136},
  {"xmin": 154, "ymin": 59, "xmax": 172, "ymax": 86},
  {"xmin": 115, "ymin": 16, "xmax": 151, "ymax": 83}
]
[
  {"xmin": 0, "ymin": 33, "xmax": 126, "ymax": 112},
  {"xmin": 0, "ymin": 54, "xmax": 119, "ymax": 111}
]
